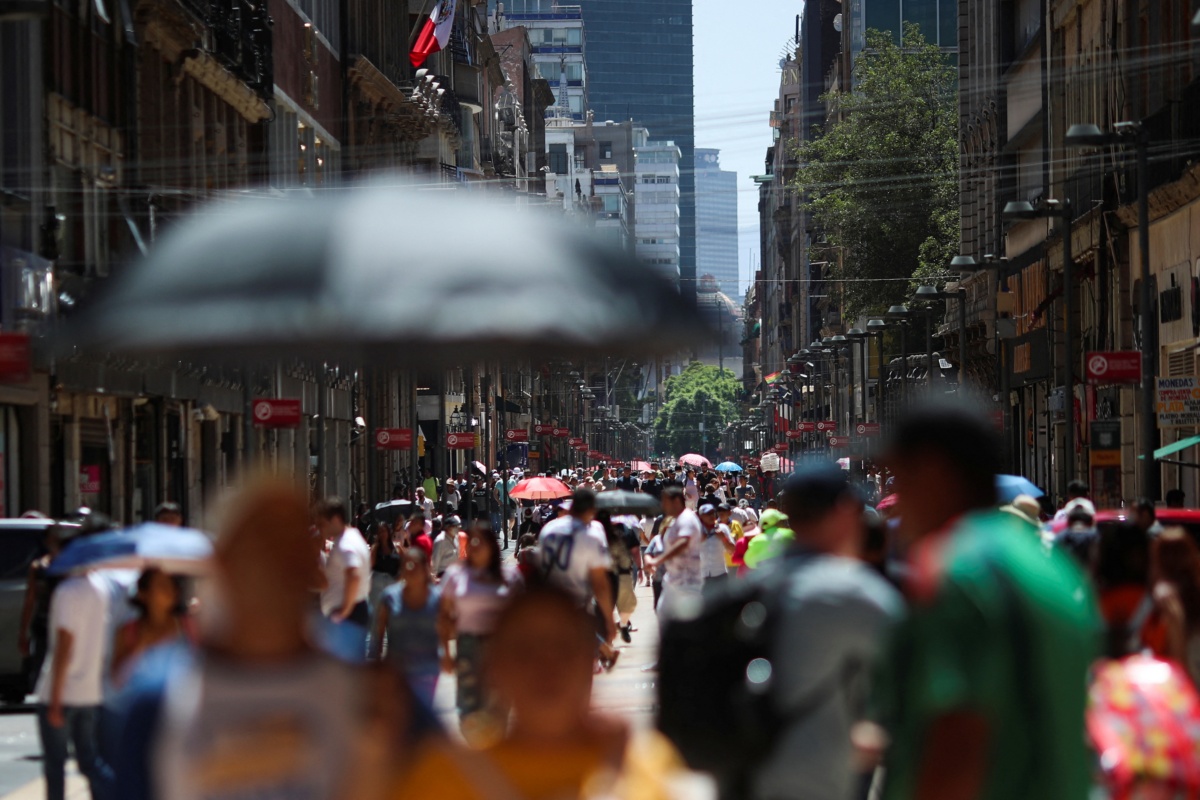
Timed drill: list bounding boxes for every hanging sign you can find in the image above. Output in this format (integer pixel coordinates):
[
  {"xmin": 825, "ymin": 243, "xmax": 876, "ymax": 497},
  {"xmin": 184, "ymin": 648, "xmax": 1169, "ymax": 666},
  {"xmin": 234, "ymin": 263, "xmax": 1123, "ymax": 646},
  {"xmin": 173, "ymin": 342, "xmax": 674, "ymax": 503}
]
[
  {"xmin": 375, "ymin": 428, "xmax": 413, "ymax": 450},
  {"xmin": 252, "ymin": 398, "xmax": 302, "ymax": 429}
]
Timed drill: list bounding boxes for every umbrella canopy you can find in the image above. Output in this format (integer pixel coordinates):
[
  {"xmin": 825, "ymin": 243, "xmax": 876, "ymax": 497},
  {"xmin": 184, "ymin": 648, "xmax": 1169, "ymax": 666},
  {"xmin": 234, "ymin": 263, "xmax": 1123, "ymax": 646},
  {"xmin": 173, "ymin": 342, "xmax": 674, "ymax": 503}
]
[
  {"xmin": 367, "ymin": 499, "xmax": 416, "ymax": 527},
  {"xmin": 630, "ymin": 460, "xmax": 653, "ymax": 473},
  {"xmin": 876, "ymin": 493, "xmax": 899, "ymax": 513},
  {"xmin": 678, "ymin": 454, "xmax": 712, "ymax": 469},
  {"xmin": 510, "ymin": 477, "xmax": 572, "ymax": 501},
  {"xmin": 49, "ymin": 523, "xmax": 213, "ymax": 576},
  {"xmin": 470, "ymin": 461, "xmax": 488, "ymax": 476},
  {"xmin": 715, "ymin": 461, "xmax": 742, "ymax": 473},
  {"xmin": 61, "ymin": 185, "xmax": 709, "ymax": 364},
  {"xmin": 595, "ymin": 490, "xmax": 661, "ymax": 516},
  {"xmin": 996, "ymin": 474, "xmax": 1044, "ymax": 504}
]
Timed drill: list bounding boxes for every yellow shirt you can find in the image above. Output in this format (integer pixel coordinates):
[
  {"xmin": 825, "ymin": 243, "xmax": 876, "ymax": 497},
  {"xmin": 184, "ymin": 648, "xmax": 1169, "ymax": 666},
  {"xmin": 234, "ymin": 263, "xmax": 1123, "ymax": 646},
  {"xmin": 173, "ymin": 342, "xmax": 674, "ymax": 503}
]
[
  {"xmin": 724, "ymin": 521, "xmax": 744, "ymax": 568},
  {"xmin": 394, "ymin": 731, "xmax": 685, "ymax": 800}
]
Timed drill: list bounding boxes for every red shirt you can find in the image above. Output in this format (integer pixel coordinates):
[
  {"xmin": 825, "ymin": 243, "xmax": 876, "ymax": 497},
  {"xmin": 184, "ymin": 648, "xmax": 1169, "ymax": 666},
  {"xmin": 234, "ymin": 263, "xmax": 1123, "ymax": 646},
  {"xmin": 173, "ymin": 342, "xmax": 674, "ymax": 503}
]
[{"xmin": 411, "ymin": 533, "xmax": 433, "ymax": 560}]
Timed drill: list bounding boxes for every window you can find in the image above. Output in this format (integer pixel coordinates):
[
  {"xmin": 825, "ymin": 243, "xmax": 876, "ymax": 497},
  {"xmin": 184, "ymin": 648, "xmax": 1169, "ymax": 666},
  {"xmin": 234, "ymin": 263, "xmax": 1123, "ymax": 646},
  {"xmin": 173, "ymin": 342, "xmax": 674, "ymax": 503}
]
[
  {"xmin": 599, "ymin": 141, "xmax": 613, "ymax": 159},
  {"xmin": 655, "ymin": 175, "xmax": 672, "ymax": 184},
  {"xmin": 548, "ymin": 144, "xmax": 568, "ymax": 174},
  {"xmin": 565, "ymin": 63, "xmax": 584, "ymax": 82}
]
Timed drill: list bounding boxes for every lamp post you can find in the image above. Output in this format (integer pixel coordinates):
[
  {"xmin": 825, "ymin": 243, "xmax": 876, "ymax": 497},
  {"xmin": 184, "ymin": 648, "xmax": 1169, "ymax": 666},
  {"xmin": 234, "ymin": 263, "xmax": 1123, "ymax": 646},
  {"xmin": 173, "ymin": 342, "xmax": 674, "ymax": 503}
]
[
  {"xmin": 914, "ymin": 284, "xmax": 968, "ymax": 390},
  {"xmin": 1004, "ymin": 197, "xmax": 1076, "ymax": 488},
  {"xmin": 867, "ymin": 319, "xmax": 887, "ymax": 423},
  {"xmin": 1065, "ymin": 121, "xmax": 1155, "ymax": 498},
  {"xmin": 886, "ymin": 306, "xmax": 911, "ymax": 407},
  {"xmin": 847, "ymin": 328, "xmax": 868, "ymax": 426}
]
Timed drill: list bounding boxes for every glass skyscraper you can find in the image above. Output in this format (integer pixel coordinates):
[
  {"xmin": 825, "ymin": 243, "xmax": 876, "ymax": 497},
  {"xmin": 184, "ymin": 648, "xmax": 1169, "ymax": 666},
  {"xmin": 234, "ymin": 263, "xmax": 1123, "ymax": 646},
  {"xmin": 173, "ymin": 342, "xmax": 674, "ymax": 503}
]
[{"xmin": 575, "ymin": 0, "xmax": 697, "ymax": 302}]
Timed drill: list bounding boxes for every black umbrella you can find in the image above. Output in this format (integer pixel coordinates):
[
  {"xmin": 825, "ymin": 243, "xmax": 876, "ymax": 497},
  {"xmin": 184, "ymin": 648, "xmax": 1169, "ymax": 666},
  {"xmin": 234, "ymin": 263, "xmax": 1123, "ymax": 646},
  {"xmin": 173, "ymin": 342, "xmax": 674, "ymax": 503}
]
[
  {"xmin": 61, "ymin": 184, "xmax": 709, "ymax": 363},
  {"xmin": 594, "ymin": 490, "xmax": 660, "ymax": 516}
]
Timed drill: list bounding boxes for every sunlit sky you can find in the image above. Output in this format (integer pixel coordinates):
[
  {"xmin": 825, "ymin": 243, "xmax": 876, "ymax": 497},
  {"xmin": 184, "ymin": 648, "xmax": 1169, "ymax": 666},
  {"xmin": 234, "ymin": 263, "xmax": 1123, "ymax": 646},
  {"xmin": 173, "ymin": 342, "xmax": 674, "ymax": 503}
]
[{"xmin": 694, "ymin": 0, "xmax": 802, "ymax": 298}]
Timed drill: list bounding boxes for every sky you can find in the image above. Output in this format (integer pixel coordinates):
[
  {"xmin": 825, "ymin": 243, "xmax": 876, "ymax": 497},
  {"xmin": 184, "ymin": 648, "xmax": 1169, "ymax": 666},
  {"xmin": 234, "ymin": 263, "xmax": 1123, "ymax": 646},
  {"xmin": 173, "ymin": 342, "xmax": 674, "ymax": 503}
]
[{"xmin": 693, "ymin": 0, "xmax": 802, "ymax": 299}]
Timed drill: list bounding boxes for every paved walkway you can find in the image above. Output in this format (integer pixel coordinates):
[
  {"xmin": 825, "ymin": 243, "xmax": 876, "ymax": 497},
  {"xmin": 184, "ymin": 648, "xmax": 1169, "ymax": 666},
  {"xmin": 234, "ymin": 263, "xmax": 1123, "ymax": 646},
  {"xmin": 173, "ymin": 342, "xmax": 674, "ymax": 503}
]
[{"xmin": 2, "ymin": 584, "xmax": 713, "ymax": 799}]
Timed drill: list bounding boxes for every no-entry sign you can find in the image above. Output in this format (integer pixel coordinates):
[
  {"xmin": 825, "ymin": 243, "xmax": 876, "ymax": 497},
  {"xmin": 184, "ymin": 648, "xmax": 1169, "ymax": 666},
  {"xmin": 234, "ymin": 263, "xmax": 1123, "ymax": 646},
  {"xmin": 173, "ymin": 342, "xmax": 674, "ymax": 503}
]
[
  {"xmin": 252, "ymin": 398, "xmax": 302, "ymax": 429},
  {"xmin": 534, "ymin": 424, "xmax": 552, "ymax": 435},
  {"xmin": 1086, "ymin": 352, "xmax": 1141, "ymax": 385},
  {"xmin": 552, "ymin": 427, "xmax": 570, "ymax": 438},
  {"xmin": 375, "ymin": 428, "xmax": 413, "ymax": 450},
  {"xmin": 786, "ymin": 429, "xmax": 804, "ymax": 440}
]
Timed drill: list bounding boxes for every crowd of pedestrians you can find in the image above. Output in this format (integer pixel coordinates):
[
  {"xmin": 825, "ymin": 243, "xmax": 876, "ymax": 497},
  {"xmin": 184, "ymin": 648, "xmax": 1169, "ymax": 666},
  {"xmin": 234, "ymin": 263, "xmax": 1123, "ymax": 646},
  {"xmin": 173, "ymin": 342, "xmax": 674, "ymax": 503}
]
[{"xmin": 17, "ymin": 399, "xmax": 1200, "ymax": 799}]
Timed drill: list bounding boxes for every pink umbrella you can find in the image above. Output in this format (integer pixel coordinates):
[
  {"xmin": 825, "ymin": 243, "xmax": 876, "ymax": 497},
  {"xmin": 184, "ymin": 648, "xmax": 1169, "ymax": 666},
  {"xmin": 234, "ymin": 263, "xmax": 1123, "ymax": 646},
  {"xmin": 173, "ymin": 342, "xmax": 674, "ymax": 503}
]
[
  {"xmin": 510, "ymin": 476, "xmax": 572, "ymax": 501},
  {"xmin": 678, "ymin": 453, "xmax": 712, "ymax": 469},
  {"xmin": 630, "ymin": 460, "xmax": 653, "ymax": 472}
]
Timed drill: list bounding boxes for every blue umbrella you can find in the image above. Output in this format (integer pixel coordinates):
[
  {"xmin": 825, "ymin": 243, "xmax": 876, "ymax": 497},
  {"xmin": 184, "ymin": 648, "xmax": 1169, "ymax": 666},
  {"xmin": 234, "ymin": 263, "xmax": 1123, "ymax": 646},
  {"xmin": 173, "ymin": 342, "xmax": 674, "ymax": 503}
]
[
  {"xmin": 996, "ymin": 474, "xmax": 1044, "ymax": 504},
  {"xmin": 49, "ymin": 523, "xmax": 214, "ymax": 576},
  {"xmin": 715, "ymin": 461, "xmax": 743, "ymax": 473}
]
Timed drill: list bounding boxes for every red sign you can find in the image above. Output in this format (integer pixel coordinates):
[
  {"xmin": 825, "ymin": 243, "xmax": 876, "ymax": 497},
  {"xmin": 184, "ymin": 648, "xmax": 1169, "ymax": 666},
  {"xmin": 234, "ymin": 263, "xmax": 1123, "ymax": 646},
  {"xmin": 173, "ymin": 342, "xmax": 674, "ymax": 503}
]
[
  {"xmin": 587, "ymin": 450, "xmax": 604, "ymax": 459},
  {"xmin": 797, "ymin": 422, "xmax": 817, "ymax": 432},
  {"xmin": 534, "ymin": 424, "xmax": 552, "ymax": 436},
  {"xmin": 815, "ymin": 420, "xmax": 837, "ymax": 432},
  {"xmin": 574, "ymin": 442, "xmax": 588, "ymax": 451},
  {"xmin": 828, "ymin": 436, "xmax": 849, "ymax": 449},
  {"xmin": 505, "ymin": 429, "xmax": 529, "ymax": 443},
  {"xmin": 773, "ymin": 443, "xmax": 790, "ymax": 454},
  {"xmin": 552, "ymin": 427, "xmax": 570, "ymax": 438},
  {"xmin": 253, "ymin": 398, "xmax": 303, "ymax": 429},
  {"xmin": 1086, "ymin": 351, "xmax": 1142, "ymax": 385},
  {"xmin": 79, "ymin": 465, "xmax": 101, "ymax": 495},
  {"xmin": 855, "ymin": 423, "xmax": 881, "ymax": 437},
  {"xmin": 569, "ymin": 437, "xmax": 584, "ymax": 446},
  {"xmin": 445, "ymin": 432, "xmax": 475, "ymax": 450},
  {"xmin": 0, "ymin": 333, "xmax": 30, "ymax": 383},
  {"xmin": 785, "ymin": 429, "xmax": 804, "ymax": 440},
  {"xmin": 375, "ymin": 428, "xmax": 413, "ymax": 450}
]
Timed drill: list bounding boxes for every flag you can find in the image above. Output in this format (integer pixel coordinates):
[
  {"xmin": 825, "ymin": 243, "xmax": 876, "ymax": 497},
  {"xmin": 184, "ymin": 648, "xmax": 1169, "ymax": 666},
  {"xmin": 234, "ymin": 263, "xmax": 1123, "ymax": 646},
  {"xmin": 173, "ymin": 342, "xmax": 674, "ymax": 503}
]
[
  {"xmin": 410, "ymin": 0, "xmax": 457, "ymax": 68},
  {"xmin": 764, "ymin": 371, "xmax": 782, "ymax": 385}
]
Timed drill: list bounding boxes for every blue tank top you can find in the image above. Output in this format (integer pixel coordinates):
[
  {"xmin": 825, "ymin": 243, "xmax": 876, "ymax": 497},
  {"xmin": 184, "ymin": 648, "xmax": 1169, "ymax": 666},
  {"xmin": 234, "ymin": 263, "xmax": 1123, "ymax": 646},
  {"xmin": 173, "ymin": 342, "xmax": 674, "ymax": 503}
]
[{"xmin": 380, "ymin": 584, "xmax": 441, "ymax": 671}]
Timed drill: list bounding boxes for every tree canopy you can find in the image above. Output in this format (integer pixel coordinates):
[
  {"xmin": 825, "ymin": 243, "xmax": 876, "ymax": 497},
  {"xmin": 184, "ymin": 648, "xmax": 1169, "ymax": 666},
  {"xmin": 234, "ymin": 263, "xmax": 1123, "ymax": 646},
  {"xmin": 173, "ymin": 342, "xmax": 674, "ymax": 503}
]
[
  {"xmin": 791, "ymin": 23, "xmax": 958, "ymax": 320},
  {"xmin": 653, "ymin": 362, "xmax": 741, "ymax": 458}
]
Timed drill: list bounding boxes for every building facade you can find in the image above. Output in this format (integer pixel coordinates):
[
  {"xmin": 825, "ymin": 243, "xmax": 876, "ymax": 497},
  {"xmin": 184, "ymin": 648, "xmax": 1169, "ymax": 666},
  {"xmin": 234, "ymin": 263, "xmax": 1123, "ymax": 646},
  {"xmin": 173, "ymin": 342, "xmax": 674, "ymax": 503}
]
[
  {"xmin": 695, "ymin": 148, "xmax": 739, "ymax": 301},
  {"xmin": 490, "ymin": 0, "xmax": 587, "ymax": 122},
  {"xmin": 575, "ymin": 0, "xmax": 696, "ymax": 302},
  {"xmin": 634, "ymin": 140, "xmax": 682, "ymax": 283}
]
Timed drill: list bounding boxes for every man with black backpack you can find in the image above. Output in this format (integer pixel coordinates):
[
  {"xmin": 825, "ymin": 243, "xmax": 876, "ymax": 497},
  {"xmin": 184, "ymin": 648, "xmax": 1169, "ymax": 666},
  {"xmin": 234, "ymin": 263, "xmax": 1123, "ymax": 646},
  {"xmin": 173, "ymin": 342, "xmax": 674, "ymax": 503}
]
[{"xmin": 657, "ymin": 462, "xmax": 902, "ymax": 800}]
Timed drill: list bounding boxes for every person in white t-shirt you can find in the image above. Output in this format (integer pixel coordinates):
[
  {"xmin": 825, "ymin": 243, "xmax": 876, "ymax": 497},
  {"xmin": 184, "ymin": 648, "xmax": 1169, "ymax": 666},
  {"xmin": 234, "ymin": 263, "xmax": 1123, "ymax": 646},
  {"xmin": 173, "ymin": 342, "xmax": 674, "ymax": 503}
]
[
  {"xmin": 414, "ymin": 487, "xmax": 435, "ymax": 520},
  {"xmin": 647, "ymin": 487, "xmax": 705, "ymax": 620},
  {"xmin": 537, "ymin": 489, "xmax": 616, "ymax": 645},
  {"xmin": 316, "ymin": 498, "xmax": 372, "ymax": 629},
  {"xmin": 36, "ymin": 566, "xmax": 113, "ymax": 800},
  {"xmin": 697, "ymin": 503, "xmax": 736, "ymax": 582}
]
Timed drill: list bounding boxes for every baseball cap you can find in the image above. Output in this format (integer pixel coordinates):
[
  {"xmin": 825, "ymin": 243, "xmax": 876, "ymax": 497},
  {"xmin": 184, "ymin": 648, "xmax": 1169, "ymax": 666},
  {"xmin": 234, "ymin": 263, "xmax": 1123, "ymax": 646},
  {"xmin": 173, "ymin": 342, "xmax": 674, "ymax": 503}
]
[
  {"xmin": 781, "ymin": 461, "xmax": 862, "ymax": 523},
  {"xmin": 444, "ymin": 515, "xmax": 462, "ymax": 528},
  {"xmin": 716, "ymin": 502, "xmax": 731, "ymax": 512},
  {"xmin": 698, "ymin": 503, "xmax": 716, "ymax": 515}
]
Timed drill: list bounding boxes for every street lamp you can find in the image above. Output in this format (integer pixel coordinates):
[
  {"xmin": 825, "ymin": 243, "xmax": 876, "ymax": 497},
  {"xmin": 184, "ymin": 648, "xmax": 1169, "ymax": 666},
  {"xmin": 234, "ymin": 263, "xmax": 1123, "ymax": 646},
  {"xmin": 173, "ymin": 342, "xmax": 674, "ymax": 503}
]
[
  {"xmin": 885, "ymin": 305, "xmax": 911, "ymax": 407},
  {"xmin": 913, "ymin": 284, "xmax": 967, "ymax": 390},
  {"xmin": 1003, "ymin": 196, "xmax": 1076, "ymax": 488},
  {"xmin": 847, "ymin": 328, "xmax": 868, "ymax": 425},
  {"xmin": 1065, "ymin": 120, "xmax": 1155, "ymax": 498},
  {"xmin": 867, "ymin": 318, "xmax": 887, "ymax": 423},
  {"xmin": 907, "ymin": 290, "xmax": 939, "ymax": 389}
]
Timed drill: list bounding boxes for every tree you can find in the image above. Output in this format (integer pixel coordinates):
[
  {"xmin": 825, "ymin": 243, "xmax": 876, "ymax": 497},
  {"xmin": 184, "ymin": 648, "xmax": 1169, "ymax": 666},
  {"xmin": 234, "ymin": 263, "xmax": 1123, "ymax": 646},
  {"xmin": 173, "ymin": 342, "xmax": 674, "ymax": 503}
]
[
  {"xmin": 653, "ymin": 362, "xmax": 741, "ymax": 458},
  {"xmin": 791, "ymin": 23, "xmax": 958, "ymax": 320}
]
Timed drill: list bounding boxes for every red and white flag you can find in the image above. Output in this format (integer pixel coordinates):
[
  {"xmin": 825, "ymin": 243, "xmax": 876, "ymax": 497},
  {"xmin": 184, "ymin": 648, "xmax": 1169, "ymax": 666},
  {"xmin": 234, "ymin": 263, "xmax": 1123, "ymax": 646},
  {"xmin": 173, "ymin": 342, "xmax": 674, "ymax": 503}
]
[{"xmin": 410, "ymin": 0, "xmax": 457, "ymax": 68}]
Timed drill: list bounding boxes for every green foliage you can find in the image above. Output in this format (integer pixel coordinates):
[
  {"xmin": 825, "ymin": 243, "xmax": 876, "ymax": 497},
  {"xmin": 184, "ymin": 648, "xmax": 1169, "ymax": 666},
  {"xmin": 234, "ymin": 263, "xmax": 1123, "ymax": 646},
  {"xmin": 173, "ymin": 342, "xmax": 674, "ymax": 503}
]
[
  {"xmin": 654, "ymin": 362, "xmax": 741, "ymax": 457},
  {"xmin": 791, "ymin": 22, "xmax": 958, "ymax": 320}
]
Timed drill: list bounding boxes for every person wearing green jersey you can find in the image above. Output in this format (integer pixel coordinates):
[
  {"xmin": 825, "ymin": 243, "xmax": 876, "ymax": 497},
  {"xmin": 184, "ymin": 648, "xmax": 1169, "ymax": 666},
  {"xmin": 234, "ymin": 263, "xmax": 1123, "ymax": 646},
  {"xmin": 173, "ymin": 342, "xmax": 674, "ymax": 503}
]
[
  {"xmin": 741, "ymin": 508, "xmax": 794, "ymax": 569},
  {"xmin": 873, "ymin": 402, "xmax": 1099, "ymax": 800}
]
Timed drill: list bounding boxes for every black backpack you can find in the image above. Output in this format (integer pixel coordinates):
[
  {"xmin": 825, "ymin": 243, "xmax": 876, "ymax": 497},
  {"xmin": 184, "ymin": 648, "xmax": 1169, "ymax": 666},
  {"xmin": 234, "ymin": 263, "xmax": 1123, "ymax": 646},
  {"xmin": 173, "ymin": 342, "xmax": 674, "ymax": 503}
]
[{"xmin": 656, "ymin": 562, "xmax": 793, "ymax": 776}]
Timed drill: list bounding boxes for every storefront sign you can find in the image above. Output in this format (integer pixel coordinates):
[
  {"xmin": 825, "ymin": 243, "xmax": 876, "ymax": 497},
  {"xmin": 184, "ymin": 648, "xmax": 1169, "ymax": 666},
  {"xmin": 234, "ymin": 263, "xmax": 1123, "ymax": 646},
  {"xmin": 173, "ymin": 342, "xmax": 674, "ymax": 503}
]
[
  {"xmin": 375, "ymin": 428, "xmax": 413, "ymax": 450},
  {"xmin": 855, "ymin": 423, "xmax": 881, "ymax": 437},
  {"xmin": 1086, "ymin": 352, "xmax": 1142, "ymax": 385},
  {"xmin": 252, "ymin": 398, "xmax": 302, "ymax": 429},
  {"xmin": 80, "ymin": 465, "xmax": 101, "ymax": 495},
  {"xmin": 1157, "ymin": 377, "xmax": 1200, "ymax": 428},
  {"xmin": 505, "ymin": 429, "xmax": 529, "ymax": 443},
  {"xmin": 445, "ymin": 432, "xmax": 475, "ymax": 450},
  {"xmin": 0, "ymin": 333, "xmax": 31, "ymax": 383}
]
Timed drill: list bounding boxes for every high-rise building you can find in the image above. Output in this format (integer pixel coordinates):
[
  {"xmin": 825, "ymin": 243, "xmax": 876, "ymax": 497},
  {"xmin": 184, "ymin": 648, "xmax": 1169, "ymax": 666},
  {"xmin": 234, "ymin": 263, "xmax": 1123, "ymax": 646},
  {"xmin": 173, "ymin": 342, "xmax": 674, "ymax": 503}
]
[
  {"xmin": 635, "ymin": 140, "xmax": 682, "ymax": 284},
  {"xmin": 575, "ymin": 0, "xmax": 696, "ymax": 302},
  {"xmin": 694, "ymin": 149, "xmax": 739, "ymax": 301}
]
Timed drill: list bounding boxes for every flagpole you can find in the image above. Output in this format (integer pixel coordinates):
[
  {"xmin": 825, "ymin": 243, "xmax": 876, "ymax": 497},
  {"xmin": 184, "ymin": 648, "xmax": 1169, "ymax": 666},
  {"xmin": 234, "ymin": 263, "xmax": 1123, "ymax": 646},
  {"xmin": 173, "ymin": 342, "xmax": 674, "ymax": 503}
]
[{"xmin": 408, "ymin": 0, "xmax": 435, "ymax": 47}]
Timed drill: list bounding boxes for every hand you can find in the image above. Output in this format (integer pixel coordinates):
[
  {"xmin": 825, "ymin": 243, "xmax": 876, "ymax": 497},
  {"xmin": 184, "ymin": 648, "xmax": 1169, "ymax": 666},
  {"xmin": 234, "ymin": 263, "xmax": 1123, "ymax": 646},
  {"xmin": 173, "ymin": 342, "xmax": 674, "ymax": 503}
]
[{"xmin": 47, "ymin": 704, "xmax": 64, "ymax": 729}]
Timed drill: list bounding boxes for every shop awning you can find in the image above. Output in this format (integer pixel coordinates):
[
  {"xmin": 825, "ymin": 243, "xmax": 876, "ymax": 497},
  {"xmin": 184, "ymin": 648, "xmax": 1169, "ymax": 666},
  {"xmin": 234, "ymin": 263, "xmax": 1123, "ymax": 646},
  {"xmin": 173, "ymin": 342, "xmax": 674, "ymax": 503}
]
[{"xmin": 1137, "ymin": 435, "xmax": 1200, "ymax": 461}]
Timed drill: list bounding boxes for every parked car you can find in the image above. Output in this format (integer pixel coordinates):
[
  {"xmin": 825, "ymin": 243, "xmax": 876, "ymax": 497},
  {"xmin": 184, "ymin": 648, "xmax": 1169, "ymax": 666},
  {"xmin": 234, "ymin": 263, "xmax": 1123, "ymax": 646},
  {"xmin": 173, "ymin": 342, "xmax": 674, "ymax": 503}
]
[{"xmin": 0, "ymin": 519, "xmax": 63, "ymax": 704}]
